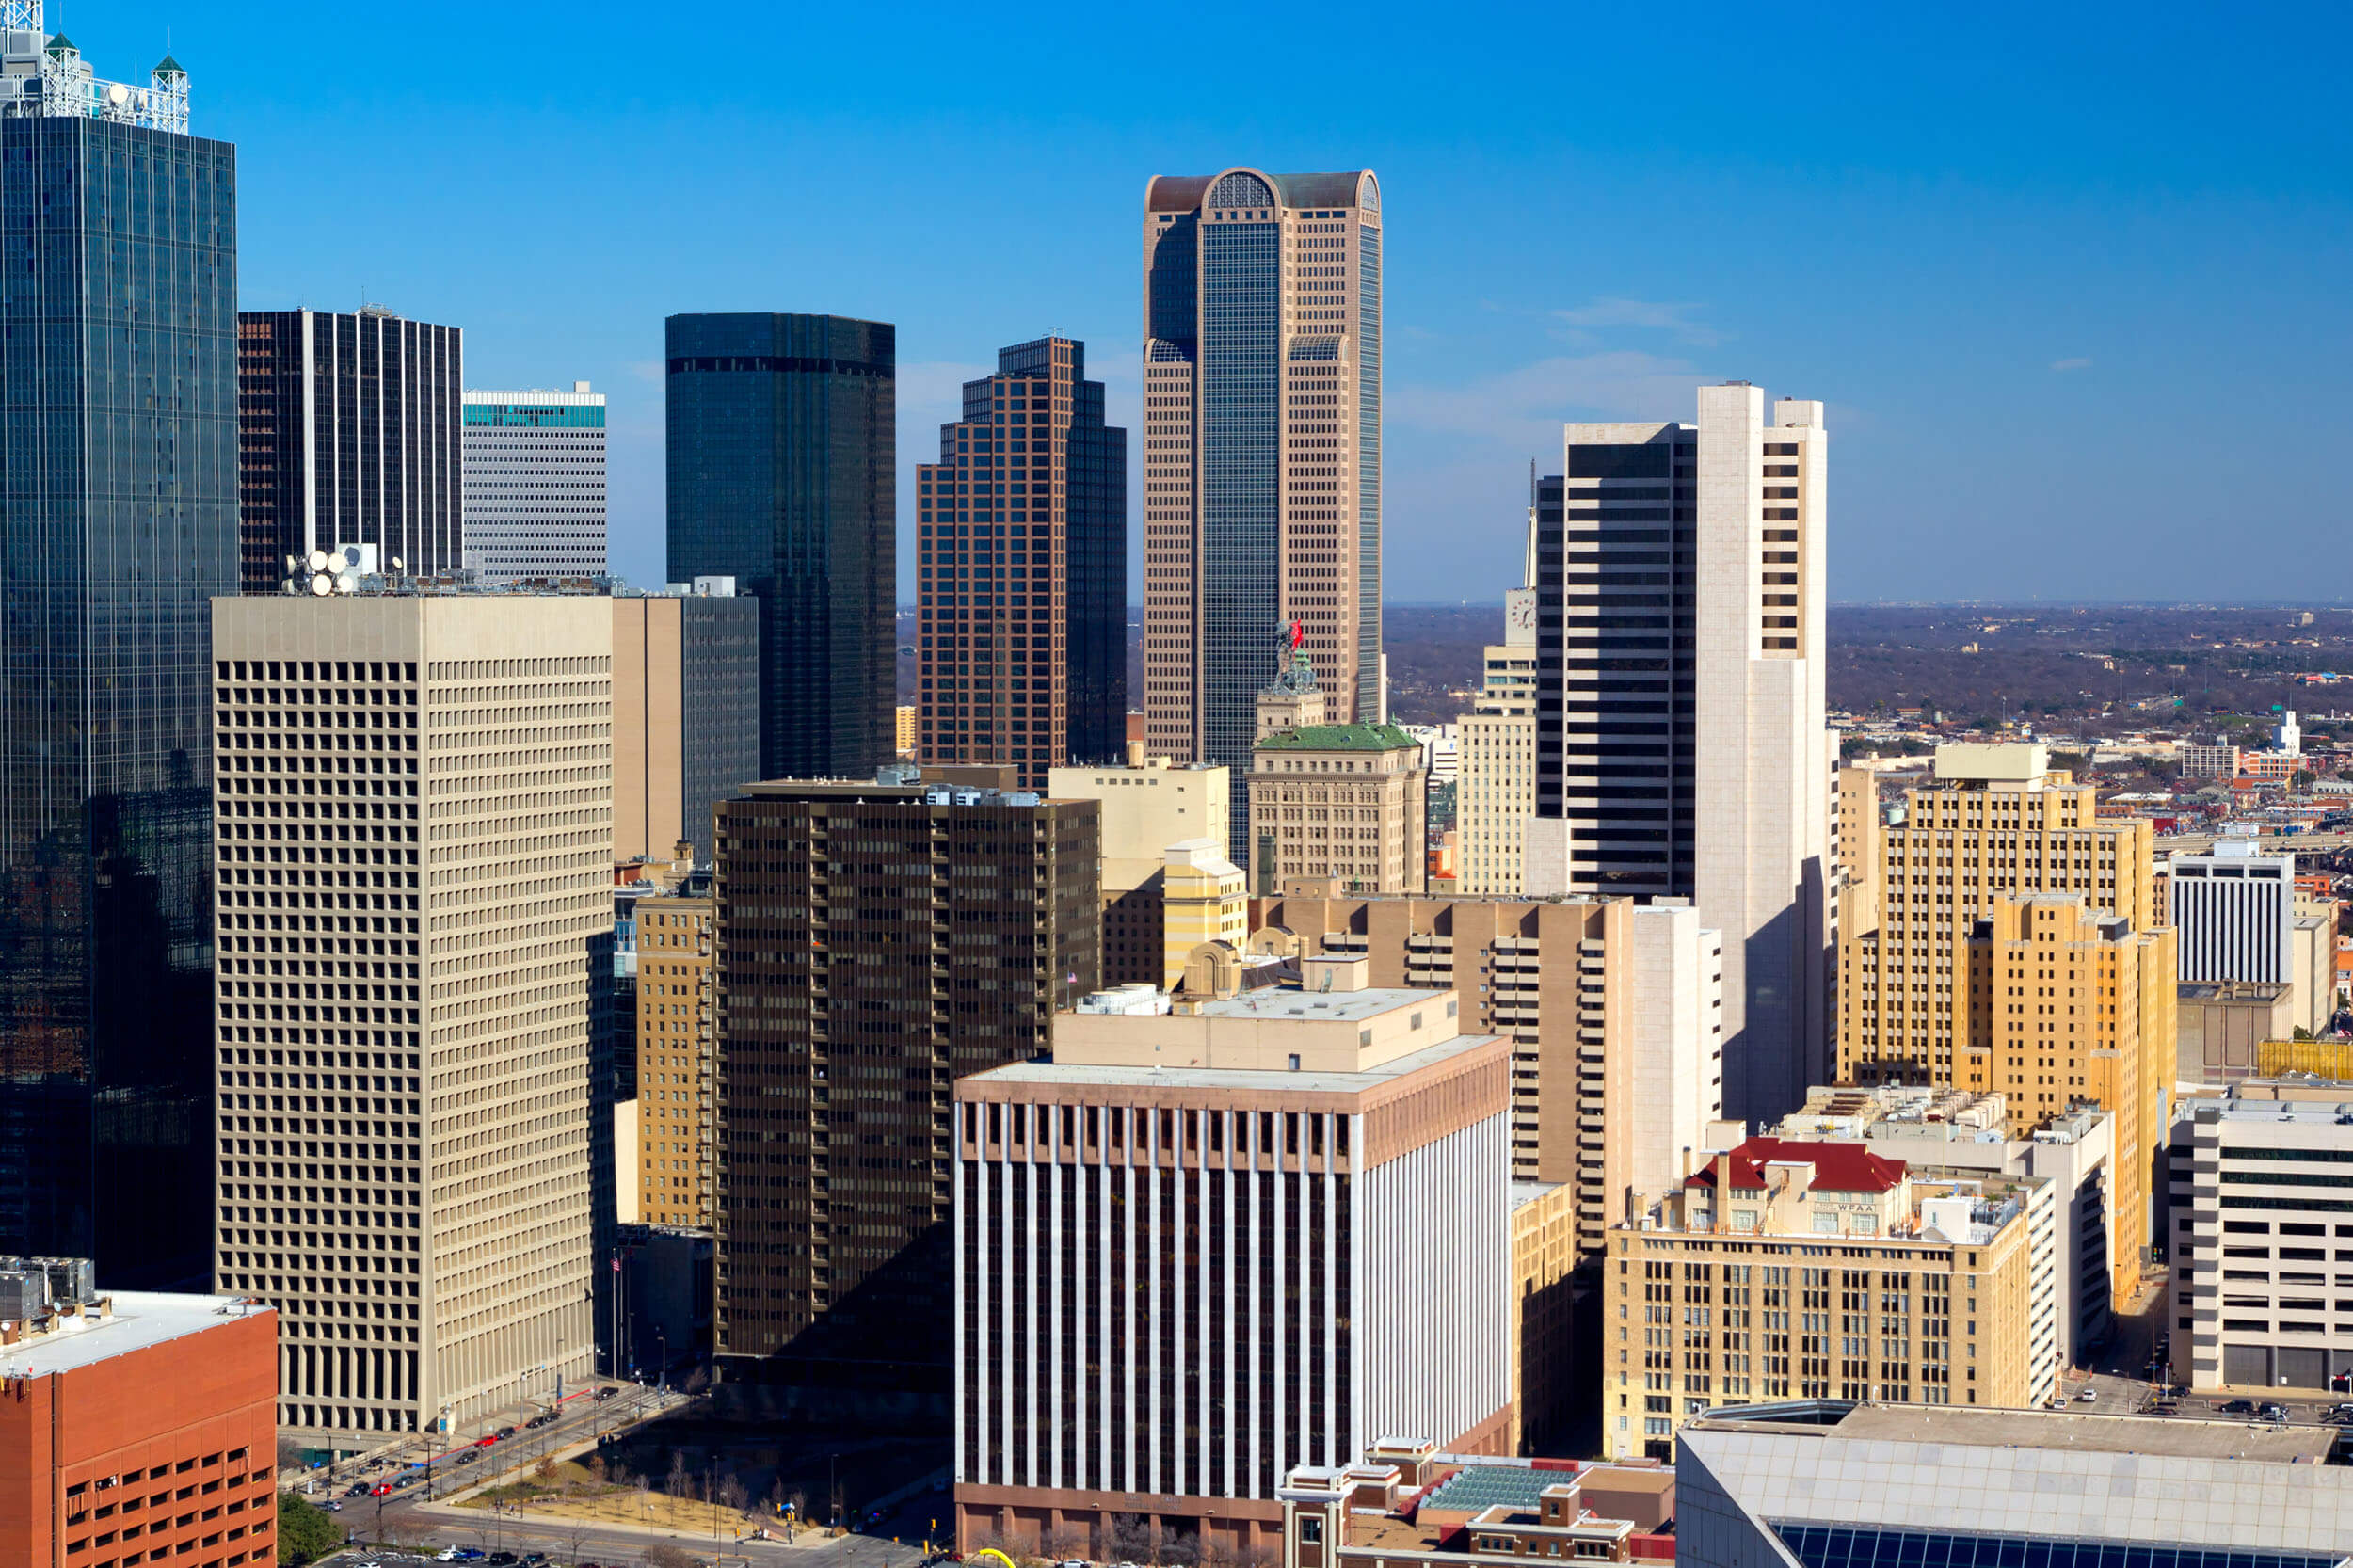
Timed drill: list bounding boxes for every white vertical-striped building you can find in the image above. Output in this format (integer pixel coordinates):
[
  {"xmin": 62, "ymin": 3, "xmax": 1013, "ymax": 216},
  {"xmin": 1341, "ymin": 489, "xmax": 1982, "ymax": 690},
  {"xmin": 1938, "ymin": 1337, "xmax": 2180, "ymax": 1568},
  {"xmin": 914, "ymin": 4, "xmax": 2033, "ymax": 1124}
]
[
  {"xmin": 2169, "ymin": 840, "xmax": 2294, "ymax": 984},
  {"xmin": 952, "ymin": 974, "xmax": 1511, "ymax": 1558}
]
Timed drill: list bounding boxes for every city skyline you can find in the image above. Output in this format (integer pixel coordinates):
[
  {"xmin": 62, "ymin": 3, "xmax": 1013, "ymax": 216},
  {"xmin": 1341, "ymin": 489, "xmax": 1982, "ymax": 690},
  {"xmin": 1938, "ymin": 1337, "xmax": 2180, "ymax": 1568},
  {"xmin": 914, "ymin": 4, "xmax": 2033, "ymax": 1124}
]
[{"xmin": 91, "ymin": 0, "xmax": 2344, "ymax": 608}]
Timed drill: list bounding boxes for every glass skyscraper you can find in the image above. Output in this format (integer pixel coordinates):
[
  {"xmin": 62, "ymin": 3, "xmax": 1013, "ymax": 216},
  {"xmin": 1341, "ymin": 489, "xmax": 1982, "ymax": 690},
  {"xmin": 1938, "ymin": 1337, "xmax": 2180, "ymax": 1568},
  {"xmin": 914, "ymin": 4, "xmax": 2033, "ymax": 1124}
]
[
  {"xmin": 1140, "ymin": 168, "xmax": 1383, "ymax": 856},
  {"xmin": 0, "ymin": 26, "xmax": 238, "ymax": 1287},
  {"xmin": 664, "ymin": 313, "xmax": 895, "ymax": 782},
  {"xmin": 237, "ymin": 308, "xmax": 464, "ymax": 593}
]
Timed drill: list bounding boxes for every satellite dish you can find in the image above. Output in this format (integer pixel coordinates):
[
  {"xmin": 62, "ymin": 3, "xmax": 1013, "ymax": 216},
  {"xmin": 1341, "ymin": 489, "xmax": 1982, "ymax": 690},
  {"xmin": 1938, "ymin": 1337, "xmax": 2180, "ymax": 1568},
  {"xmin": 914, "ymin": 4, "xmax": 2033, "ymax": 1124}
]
[
  {"xmin": 307, "ymin": 549, "xmax": 330, "ymax": 573},
  {"xmin": 334, "ymin": 571, "xmax": 358, "ymax": 593},
  {"xmin": 106, "ymin": 84, "xmax": 128, "ymax": 107},
  {"xmin": 389, "ymin": 556, "xmax": 404, "ymax": 573},
  {"xmin": 309, "ymin": 574, "xmax": 333, "ymax": 597},
  {"xmin": 285, "ymin": 554, "xmax": 301, "ymax": 574}
]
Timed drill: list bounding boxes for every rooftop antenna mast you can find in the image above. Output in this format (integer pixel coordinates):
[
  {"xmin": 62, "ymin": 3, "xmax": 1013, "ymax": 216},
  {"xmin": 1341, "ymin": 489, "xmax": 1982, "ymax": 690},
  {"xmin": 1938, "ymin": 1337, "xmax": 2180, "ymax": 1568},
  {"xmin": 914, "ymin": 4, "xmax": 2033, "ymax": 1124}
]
[
  {"xmin": 2, "ymin": 2, "xmax": 38, "ymax": 32},
  {"xmin": 1522, "ymin": 458, "xmax": 1539, "ymax": 590}
]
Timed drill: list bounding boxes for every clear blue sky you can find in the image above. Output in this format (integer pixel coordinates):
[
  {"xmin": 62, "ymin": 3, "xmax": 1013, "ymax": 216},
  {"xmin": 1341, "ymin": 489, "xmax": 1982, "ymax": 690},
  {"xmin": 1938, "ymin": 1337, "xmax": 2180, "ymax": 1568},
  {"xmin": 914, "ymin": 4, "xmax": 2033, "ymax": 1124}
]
[{"xmin": 80, "ymin": 0, "xmax": 2353, "ymax": 604}]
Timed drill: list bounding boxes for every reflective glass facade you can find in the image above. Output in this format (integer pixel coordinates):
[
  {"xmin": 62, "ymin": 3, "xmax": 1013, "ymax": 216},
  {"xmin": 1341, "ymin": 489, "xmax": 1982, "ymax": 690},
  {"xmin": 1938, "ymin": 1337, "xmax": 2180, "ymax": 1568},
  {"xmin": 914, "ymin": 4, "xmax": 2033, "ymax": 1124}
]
[
  {"xmin": 1198, "ymin": 216, "xmax": 1282, "ymax": 828},
  {"xmin": 0, "ymin": 116, "xmax": 239, "ymax": 1286},
  {"xmin": 664, "ymin": 313, "xmax": 894, "ymax": 781},
  {"xmin": 1771, "ymin": 1523, "xmax": 2346, "ymax": 1568}
]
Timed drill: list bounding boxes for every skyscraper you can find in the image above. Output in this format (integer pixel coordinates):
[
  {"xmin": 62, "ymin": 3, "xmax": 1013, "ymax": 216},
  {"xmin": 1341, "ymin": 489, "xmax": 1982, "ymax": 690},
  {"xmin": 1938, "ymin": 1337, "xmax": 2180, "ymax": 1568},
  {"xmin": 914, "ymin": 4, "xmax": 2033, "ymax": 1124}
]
[
  {"xmin": 1527, "ymin": 385, "xmax": 1830, "ymax": 1125},
  {"xmin": 611, "ymin": 587, "xmax": 760, "ymax": 863},
  {"xmin": 0, "ymin": 16, "xmax": 237, "ymax": 1288},
  {"xmin": 236, "ymin": 307, "xmax": 464, "ymax": 593},
  {"xmin": 712, "ymin": 779, "xmax": 1099, "ymax": 1381},
  {"xmin": 1141, "ymin": 168, "xmax": 1383, "ymax": 855},
  {"xmin": 209, "ymin": 591, "xmax": 608, "ymax": 1439},
  {"xmin": 461, "ymin": 384, "xmax": 607, "ymax": 581},
  {"xmin": 917, "ymin": 338, "xmax": 1126, "ymax": 790},
  {"xmin": 664, "ymin": 313, "xmax": 894, "ymax": 781}
]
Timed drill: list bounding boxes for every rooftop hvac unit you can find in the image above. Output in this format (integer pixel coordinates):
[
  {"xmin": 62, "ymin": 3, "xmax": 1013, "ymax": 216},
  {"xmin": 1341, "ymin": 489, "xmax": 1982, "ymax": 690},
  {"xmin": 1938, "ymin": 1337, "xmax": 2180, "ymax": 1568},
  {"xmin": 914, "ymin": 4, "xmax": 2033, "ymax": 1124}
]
[
  {"xmin": 0, "ymin": 1269, "xmax": 49, "ymax": 1321},
  {"xmin": 33, "ymin": 1256, "xmax": 93, "ymax": 1308}
]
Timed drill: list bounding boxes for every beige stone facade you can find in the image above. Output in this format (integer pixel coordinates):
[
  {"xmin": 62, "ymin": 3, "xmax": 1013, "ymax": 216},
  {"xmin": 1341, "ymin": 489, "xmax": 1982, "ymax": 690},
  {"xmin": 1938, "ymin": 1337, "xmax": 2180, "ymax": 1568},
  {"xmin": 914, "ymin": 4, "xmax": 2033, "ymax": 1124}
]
[
  {"xmin": 1048, "ymin": 758, "xmax": 1231, "ymax": 984},
  {"xmin": 1604, "ymin": 1139, "xmax": 2052, "ymax": 1461},
  {"xmin": 1249, "ymin": 719, "xmax": 1426, "ymax": 895},
  {"xmin": 1251, "ymin": 893, "xmax": 1722, "ymax": 1258},
  {"xmin": 1837, "ymin": 744, "xmax": 2167, "ymax": 1292},
  {"xmin": 634, "ymin": 895, "xmax": 714, "ymax": 1228},
  {"xmin": 209, "ymin": 593, "xmax": 607, "ymax": 1440},
  {"xmin": 1510, "ymin": 1180, "xmax": 1577, "ymax": 1455},
  {"xmin": 1964, "ymin": 894, "xmax": 2173, "ymax": 1298},
  {"xmin": 1457, "ymin": 644, "xmax": 1536, "ymax": 897}
]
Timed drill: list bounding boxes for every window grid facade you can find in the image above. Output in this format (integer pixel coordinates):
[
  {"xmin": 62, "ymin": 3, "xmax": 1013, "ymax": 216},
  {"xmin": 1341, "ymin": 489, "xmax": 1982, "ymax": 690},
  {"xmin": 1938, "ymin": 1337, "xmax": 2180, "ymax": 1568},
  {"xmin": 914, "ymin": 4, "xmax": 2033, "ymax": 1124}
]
[
  {"xmin": 917, "ymin": 338, "xmax": 1126, "ymax": 791},
  {"xmin": 208, "ymin": 598, "xmax": 608, "ymax": 1440},
  {"xmin": 461, "ymin": 388, "xmax": 608, "ymax": 582}
]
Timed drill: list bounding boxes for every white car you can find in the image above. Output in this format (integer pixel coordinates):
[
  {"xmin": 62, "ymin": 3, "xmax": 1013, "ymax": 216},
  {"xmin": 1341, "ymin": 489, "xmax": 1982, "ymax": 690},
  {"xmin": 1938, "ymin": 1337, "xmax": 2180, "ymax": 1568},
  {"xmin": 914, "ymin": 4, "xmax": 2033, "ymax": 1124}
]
[{"xmin": 2076, "ymin": 1387, "xmax": 2099, "ymax": 1402}]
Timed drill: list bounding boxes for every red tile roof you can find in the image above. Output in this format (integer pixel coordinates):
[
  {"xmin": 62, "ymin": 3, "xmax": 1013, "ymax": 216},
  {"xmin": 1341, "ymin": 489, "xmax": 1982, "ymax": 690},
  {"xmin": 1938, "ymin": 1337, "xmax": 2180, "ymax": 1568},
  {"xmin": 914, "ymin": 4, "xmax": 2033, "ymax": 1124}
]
[{"xmin": 1684, "ymin": 1137, "xmax": 1905, "ymax": 1194}]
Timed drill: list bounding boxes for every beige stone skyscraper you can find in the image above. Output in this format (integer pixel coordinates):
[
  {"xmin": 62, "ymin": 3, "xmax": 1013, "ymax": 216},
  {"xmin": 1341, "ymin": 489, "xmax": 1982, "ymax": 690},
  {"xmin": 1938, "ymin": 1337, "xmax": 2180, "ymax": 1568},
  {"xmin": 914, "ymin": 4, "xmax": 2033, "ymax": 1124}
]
[
  {"xmin": 209, "ymin": 592, "xmax": 608, "ymax": 1440},
  {"xmin": 1141, "ymin": 168, "xmax": 1383, "ymax": 856},
  {"xmin": 1527, "ymin": 386, "xmax": 1832, "ymax": 1124}
]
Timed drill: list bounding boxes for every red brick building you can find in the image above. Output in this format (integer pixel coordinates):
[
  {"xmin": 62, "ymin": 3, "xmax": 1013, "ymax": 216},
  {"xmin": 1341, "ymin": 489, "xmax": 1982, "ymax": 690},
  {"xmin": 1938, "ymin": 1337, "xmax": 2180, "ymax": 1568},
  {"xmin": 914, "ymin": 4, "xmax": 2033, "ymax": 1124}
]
[{"xmin": 0, "ymin": 1288, "xmax": 279, "ymax": 1568}]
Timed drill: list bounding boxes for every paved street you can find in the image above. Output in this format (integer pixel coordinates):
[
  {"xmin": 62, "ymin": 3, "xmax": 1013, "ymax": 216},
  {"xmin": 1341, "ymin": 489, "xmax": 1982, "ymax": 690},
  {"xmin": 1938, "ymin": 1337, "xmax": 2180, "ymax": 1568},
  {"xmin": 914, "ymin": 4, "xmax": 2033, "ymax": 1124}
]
[{"xmin": 312, "ymin": 1383, "xmax": 944, "ymax": 1568}]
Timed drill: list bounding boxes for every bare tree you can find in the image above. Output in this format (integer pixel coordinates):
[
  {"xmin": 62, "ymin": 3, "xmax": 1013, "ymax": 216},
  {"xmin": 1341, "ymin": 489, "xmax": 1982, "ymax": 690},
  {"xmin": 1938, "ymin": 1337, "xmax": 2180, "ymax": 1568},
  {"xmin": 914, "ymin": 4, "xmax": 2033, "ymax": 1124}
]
[
  {"xmin": 666, "ymin": 1449, "xmax": 691, "ymax": 1499},
  {"xmin": 1110, "ymin": 1513, "xmax": 1157, "ymax": 1567},
  {"xmin": 719, "ymin": 1473, "xmax": 750, "ymax": 1517},
  {"xmin": 559, "ymin": 1518, "xmax": 597, "ymax": 1567},
  {"xmin": 584, "ymin": 1454, "xmax": 607, "ymax": 1485},
  {"xmin": 645, "ymin": 1545, "xmax": 700, "ymax": 1568},
  {"xmin": 1043, "ymin": 1525, "xmax": 1090, "ymax": 1561}
]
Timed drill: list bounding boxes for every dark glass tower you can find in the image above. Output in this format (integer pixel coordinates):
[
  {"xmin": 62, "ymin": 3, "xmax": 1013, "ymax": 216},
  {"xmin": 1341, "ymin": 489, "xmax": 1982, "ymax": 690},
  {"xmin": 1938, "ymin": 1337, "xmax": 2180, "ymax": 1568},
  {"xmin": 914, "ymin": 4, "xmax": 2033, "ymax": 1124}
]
[
  {"xmin": 664, "ymin": 314, "xmax": 894, "ymax": 782},
  {"xmin": 712, "ymin": 779, "xmax": 1099, "ymax": 1384},
  {"xmin": 237, "ymin": 308, "xmax": 464, "ymax": 593},
  {"xmin": 916, "ymin": 337, "xmax": 1126, "ymax": 790},
  {"xmin": 0, "ymin": 52, "xmax": 239, "ymax": 1286}
]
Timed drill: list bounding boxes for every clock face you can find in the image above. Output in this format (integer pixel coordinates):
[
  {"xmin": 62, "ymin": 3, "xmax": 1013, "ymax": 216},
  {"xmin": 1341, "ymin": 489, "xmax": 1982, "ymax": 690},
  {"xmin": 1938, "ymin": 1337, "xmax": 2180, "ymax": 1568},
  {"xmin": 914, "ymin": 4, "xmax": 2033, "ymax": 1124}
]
[{"xmin": 1506, "ymin": 589, "xmax": 1536, "ymax": 629}]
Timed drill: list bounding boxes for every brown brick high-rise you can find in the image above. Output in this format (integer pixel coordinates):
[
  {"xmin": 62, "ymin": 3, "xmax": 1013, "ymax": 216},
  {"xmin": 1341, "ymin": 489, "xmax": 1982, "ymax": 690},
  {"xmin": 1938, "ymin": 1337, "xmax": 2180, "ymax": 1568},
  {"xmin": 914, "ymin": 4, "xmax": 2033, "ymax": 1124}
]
[
  {"xmin": 917, "ymin": 338, "xmax": 1126, "ymax": 791},
  {"xmin": 712, "ymin": 779, "xmax": 1099, "ymax": 1379}
]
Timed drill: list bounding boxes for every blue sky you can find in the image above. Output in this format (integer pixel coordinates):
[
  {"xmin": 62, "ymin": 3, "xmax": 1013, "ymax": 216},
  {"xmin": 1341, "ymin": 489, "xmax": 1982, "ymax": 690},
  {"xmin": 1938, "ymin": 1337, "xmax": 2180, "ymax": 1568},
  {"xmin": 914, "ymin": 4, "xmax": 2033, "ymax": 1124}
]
[{"xmin": 76, "ymin": 0, "xmax": 2353, "ymax": 604}]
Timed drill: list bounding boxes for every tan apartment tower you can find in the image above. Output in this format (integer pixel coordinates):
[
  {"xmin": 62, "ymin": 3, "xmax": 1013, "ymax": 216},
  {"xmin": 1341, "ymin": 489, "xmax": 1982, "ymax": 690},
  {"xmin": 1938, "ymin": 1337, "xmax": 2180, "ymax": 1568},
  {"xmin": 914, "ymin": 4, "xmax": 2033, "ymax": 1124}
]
[
  {"xmin": 1253, "ymin": 892, "xmax": 1723, "ymax": 1258},
  {"xmin": 1527, "ymin": 386, "xmax": 1831, "ymax": 1127},
  {"xmin": 635, "ymin": 894, "xmax": 716, "ymax": 1228},
  {"xmin": 610, "ymin": 586, "xmax": 759, "ymax": 863},
  {"xmin": 1142, "ymin": 168, "xmax": 1383, "ymax": 857},
  {"xmin": 1837, "ymin": 744, "xmax": 2167, "ymax": 1290},
  {"xmin": 209, "ymin": 592, "xmax": 608, "ymax": 1441}
]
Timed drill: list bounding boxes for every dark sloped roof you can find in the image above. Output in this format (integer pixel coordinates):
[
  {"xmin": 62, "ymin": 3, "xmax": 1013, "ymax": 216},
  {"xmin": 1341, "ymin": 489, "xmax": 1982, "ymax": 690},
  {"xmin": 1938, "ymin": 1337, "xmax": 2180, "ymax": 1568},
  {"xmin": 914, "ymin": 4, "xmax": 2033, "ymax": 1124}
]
[
  {"xmin": 1686, "ymin": 1137, "xmax": 1905, "ymax": 1194},
  {"xmin": 1145, "ymin": 170, "xmax": 1375, "ymax": 213}
]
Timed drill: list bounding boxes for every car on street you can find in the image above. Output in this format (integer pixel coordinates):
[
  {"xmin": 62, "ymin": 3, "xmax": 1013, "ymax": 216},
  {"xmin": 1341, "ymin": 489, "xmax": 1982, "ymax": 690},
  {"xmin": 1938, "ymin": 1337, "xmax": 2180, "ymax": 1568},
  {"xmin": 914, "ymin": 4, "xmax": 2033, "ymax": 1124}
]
[
  {"xmin": 495, "ymin": 1425, "xmax": 517, "ymax": 1440},
  {"xmin": 456, "ymin": 1450, "xmax": 479, "ymax": 1464},
  {"xmin": 593, "ymin": 1386, "xmax": 617, "ymax": 1401},
  {"xmin": 2220, "ymin": 1399, "xmax": 2257, "ymax": 1415},
  {"xmin": 2261, "ymin": 1402, "xmax": 2290, "ymax": 1422},
  {"xmin": 2075, "ymin": 1387, "xmax": 2098, "ymax": 1402},
  {"xmin": 346, "ymin": 1482, "xmax": 370, "ymax": 1496},
  {"xmin": 371, "ymin": 1482, "xmax": 394, "ymax": 1497}
]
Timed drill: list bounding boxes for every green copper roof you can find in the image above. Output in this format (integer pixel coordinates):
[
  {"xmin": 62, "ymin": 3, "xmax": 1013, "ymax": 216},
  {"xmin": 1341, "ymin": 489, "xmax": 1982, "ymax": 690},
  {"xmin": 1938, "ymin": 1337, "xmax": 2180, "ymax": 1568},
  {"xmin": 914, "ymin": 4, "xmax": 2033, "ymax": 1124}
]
[
  {"xmin": 1255, "ymin": 722, "xmax": 1418, "ymax": 754},
  {"xmin": 45, "ymin": 32, "xmax": 76, "ymax": 56},
  {"xmin": 153, "ymin": 54, "xmax": 185, "ymax": 78}
]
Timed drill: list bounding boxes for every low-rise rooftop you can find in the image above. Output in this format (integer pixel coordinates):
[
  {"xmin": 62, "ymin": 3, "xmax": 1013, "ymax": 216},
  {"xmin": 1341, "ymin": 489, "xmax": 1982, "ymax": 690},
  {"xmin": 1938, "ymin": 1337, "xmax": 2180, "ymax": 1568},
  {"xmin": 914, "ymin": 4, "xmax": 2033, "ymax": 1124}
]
[{"xmin": 1, "ymin": 1292, "xmax": 271, "ymax": 1378}]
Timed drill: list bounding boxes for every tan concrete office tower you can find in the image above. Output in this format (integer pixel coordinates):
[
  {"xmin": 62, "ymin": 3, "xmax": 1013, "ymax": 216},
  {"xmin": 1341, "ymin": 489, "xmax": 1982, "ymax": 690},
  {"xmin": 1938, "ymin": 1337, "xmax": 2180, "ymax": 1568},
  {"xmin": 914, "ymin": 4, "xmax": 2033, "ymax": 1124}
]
[
  {"xmin": 208, "ymin": 592, "xmax": 609, "ymax": 1441},
  {"xmin": 1141, "ymin": 168, "xmax": 1383, "ymax": 856},
  {"xmin": 1527, "ymin": 385, "xmax": 1830, "ymax": 1126}
]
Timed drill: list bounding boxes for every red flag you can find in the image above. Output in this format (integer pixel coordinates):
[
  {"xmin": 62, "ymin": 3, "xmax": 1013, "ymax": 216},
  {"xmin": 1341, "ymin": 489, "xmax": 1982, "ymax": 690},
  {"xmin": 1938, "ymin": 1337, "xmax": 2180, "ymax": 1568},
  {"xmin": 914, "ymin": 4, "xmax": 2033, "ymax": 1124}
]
[{"xmin": 1289, "ymin": 619, "xmax": 1304, "ymax": 649}]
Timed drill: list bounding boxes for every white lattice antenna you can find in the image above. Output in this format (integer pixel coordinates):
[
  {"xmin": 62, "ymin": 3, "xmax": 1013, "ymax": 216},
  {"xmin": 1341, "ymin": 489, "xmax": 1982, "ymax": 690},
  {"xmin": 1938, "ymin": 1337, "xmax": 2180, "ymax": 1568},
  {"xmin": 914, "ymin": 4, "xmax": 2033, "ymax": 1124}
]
[{"xmin": 0, "ymin": 3, "xmax": 40, "ymax": 33}]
